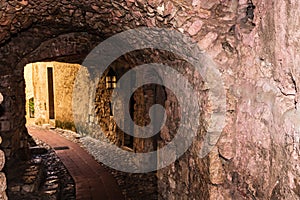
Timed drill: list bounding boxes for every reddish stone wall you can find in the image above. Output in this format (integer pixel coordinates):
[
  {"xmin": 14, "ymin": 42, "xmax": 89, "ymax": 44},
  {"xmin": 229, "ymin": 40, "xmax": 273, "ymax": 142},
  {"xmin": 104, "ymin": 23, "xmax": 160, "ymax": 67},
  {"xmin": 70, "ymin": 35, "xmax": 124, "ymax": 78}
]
[{"xmin": 0, "ymin": 0, "xmax": 300, "ymax": 199}]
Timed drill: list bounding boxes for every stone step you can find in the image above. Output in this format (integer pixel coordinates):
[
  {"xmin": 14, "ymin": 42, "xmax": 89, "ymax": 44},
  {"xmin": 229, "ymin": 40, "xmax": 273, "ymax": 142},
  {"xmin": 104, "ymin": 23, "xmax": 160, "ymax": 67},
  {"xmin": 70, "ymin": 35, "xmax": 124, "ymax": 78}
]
[
  {"xmin": 7, "ymin": 159, "xmax": 44, "ymax": 195},
  {"xmin": 7, "ymin": 147, "xmax": 75, "ymax": 199},
  {"xmin": 42, "ymin": 124, "xmax": 55, "ymax": 130}
]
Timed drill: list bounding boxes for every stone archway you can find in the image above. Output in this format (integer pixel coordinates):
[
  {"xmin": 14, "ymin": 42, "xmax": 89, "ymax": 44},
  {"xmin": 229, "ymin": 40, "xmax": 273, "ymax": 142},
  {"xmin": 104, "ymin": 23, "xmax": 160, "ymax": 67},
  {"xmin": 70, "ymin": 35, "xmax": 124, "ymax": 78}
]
[
  {"xmin": 0, "ymin": 0, "xmax": 253, "ymax": 199},
  {"xmin": 1, "ymin": 0, "xmax": 300, "ymax": 199},
  {"xmin": 0, "ymin": 0, "xmax": 257, "ymax": 199}
]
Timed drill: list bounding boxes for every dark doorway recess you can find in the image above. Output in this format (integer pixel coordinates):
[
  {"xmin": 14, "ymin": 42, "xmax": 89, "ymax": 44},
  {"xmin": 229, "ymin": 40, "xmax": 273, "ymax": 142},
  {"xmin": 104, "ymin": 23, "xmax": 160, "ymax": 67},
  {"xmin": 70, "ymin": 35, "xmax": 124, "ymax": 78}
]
[{"xmin": 47, "ymin": 67, "xmax": 55, "ymax": 119}]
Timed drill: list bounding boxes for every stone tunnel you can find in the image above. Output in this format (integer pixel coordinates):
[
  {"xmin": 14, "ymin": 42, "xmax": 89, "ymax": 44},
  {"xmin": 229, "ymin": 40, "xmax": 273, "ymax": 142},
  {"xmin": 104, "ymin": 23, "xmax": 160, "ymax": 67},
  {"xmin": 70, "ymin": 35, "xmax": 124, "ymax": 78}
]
[{"xmin": 1, "ymin": 0, "xmax": 300, "ymax": 199}]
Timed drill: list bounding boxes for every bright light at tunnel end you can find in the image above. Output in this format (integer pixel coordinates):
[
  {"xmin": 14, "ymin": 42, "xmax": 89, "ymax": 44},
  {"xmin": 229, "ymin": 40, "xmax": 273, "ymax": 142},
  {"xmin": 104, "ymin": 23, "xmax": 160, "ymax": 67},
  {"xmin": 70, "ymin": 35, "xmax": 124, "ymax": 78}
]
[{"xmin": 73, "ymin": 27, "xmax": 227, "ymax": 173}]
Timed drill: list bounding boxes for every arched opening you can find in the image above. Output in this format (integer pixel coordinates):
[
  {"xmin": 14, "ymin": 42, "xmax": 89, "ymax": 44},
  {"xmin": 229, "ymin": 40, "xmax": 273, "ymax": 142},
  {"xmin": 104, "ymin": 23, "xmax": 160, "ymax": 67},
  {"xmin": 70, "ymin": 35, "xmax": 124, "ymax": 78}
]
[
  {"xmin": 0, "ymin": 0, "xmax": 241, "ymax": 199},
  {"xmin": 24, "ymin": 62, "xmax": 81, "ymax": 130}
]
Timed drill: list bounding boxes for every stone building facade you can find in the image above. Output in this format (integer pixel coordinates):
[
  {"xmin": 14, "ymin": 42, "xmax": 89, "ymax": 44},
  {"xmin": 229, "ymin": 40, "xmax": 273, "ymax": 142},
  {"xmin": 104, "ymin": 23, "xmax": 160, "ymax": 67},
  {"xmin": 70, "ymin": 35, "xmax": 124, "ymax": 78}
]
[
  {"xmin": 88, "ymin": 56, "xmax": 166, "ymax": 153},
  {"xmin": 24, "ymin": 62, "xmax": 80, "ymax": 131},
  {"xmin": 0, "ymin": 0, "xmax": 299, "ymax": 199}
]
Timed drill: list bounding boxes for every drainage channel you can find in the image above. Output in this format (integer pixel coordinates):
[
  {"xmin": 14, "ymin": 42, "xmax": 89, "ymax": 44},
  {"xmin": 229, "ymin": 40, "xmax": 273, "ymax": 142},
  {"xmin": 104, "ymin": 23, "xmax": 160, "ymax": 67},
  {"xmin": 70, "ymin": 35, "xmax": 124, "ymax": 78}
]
[{"xmin": 53, "ymin": 146, "xmax": 70, "ymax": 151}]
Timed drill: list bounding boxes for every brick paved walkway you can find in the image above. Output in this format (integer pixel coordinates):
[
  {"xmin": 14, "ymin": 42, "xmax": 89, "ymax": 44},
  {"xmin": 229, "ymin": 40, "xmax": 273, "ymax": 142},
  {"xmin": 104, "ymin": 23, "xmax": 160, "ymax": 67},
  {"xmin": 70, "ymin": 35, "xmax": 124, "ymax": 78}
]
[{"xmin": 28, "ymin": 126, "xmax": 124, "ymax": 200}]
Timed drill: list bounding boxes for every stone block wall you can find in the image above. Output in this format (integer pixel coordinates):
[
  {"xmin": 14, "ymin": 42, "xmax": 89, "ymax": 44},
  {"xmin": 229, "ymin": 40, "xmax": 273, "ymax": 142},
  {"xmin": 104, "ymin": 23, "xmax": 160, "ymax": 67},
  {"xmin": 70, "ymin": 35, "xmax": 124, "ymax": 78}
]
[
  {"xmin": 0, "ymin": 0, "xmax": 300, "ymax": 199},
  {"xmin": 0, "ymin": 93, "xmax": 7, "ymax": 199},
  {"xmin": 0, "ymin": 72, "xmax": 29, "ymax": 160},
  {"xmin": 94, "ymin": 59, "xmax": 160, "ymax": 152},
  {"xmin": 94, "ymin": 69, "xmax": 118, "ymax": 143},
  {"xmin": 53, "ymin": 63, "xmax": 81, "ymax": 130}
]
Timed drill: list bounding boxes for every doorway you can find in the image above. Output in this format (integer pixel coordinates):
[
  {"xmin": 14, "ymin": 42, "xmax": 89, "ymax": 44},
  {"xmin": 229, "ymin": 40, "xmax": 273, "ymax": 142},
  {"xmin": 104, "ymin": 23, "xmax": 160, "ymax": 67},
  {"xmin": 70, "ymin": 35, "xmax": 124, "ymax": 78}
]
[{"xmin": 47, "ymin": 67, "xmax": 55, "ymax": 120}]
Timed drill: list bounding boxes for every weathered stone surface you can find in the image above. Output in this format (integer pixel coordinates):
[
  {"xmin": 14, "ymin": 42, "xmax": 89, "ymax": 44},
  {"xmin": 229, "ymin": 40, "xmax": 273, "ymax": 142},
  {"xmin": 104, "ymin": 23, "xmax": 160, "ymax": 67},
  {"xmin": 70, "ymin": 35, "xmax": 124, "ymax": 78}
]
[
  {"xmin": 7, "ymin": 139, "xmax": 75, "ymax": 199},
  {"xmin": 0, "ymin": 0, "xmax": 300, "ymax": 199},
  {"xmin": 0, "ymin": 93, "xmax": 3, "ymax": 104},
  {"xmin": 187, "ymin": 19, "xmax": 203, "ymax": 36},
  {"xmin": 197, "ymin": 8, "xmax": 211, "ymax": 19},
  {"xmin": 192, "ymin": 0, "xmax": 219, "ymax": 9},
  {"xmin": 0, "ymin": 151, "xmax": 5, "ymax": 171},
  {"xmin": 0, "ymin": 173, "xmax": 7, "ymax": 192},
  {"xmin": 209, "ymin": 148, "xmax": 225, "ymax": 185},
  {"xmin": 0, "ymin": 191, "xmax": 8, "ymax": 200},
  {"xmin": 198, "ymin": 32, "xmax": 218, "ymax": 49}
]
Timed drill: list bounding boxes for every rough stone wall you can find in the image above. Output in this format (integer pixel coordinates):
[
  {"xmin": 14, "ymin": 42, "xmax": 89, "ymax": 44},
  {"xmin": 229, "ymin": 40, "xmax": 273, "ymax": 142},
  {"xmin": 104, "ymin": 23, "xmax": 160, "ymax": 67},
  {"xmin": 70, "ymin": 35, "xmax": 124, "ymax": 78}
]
[
  {"xmin": 156, "ymin": 0, "xmax": 300, "ymax": 199},
  {"xmin": 133, "ymin": 84, "xmax": 162, "ymax": 153},
  {"xmin": 0, "ymin": 71, "xmax": 28, "ymax": 160},
  {"xmin": 94, "ymin": 68, "xmax": 119, "ymax": 143},
  {"xmin": 24, "ymin": 63, "xmax": 35, "ymax": 125},
  {"xmin": 226, "ymin": 0, "xmax": 300, "ymax": 199},
  {"xmin": 0, "ymin": 93, "xmax": 7, "ymax": 199},
  {"xmin": 0, "ymin": 31, "xmax": 98, "ymax": 159},
  {"xmin": 152, "ymin": 54, "xmax": 210, "ymax": 200},
  {"xmin": 0, "ymin": 0, "xmax": 300, "ymax": 199},
  {"xmin": 28, "ymin": 63, "xmax": 50, "ymax": 125},
  {"xmin": 53, "ymin": 62, "xmax": 80, "ymax": 130},
  {"xmin": 94, "ymin": 59, "xmax": 161, "ymax": 152},
  {"xmin": 158, "ymin": 0, "xmax": 300, "ymax": 199}
]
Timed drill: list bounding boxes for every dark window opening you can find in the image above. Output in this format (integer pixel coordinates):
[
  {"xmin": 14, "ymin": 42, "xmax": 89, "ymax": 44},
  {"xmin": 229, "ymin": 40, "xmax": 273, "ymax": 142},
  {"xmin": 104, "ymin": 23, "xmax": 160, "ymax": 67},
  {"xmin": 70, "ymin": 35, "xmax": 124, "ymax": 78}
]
[{"xmin": 106, "ymin": 68, "xmax": 117, "ymax": 89}]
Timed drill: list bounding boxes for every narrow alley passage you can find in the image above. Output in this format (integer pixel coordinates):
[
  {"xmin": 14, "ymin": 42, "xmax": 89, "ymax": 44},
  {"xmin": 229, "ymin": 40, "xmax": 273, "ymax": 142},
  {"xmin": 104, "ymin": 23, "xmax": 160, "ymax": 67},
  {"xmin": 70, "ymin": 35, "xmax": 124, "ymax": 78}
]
[{"xmin": 27, "ymin": 126, "xmax": 124, "ymax": 200}]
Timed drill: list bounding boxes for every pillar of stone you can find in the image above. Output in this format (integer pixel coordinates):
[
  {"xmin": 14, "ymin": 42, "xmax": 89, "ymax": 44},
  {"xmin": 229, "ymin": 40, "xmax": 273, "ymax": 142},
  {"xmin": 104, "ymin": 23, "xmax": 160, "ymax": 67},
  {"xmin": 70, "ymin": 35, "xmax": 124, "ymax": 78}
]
[{"xmin": 0, "ymin": 93, "xmax": 7, "ymax": 199}]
